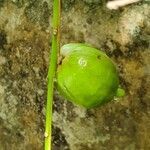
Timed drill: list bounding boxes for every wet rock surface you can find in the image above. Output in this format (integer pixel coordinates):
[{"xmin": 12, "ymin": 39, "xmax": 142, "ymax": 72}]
[{"xmin": 0, "ymin": 0, "xmax": 149, "ymax": 150}]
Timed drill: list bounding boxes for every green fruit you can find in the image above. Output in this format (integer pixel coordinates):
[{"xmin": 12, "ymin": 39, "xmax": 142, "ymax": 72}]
[{"xmin": 56, "ymin": 43, "xmax": 124, "ymax": 108}]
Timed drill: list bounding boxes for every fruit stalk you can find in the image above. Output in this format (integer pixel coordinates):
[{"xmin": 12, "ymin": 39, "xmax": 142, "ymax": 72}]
[{"xmin": 44, "ymin": 0, "xmax": 61, "ymax": 150}]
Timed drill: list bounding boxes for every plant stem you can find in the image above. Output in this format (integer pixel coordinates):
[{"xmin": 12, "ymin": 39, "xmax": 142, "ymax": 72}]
[{"xmin": 45, "ymin": 0, "xmax": 61, "ymax": 150}]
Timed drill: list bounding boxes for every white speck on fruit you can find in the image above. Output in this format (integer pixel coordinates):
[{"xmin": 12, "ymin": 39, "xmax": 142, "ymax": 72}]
[{"xmin": 78, "ymin": 58, "xmax": 87, "ymax": 67}]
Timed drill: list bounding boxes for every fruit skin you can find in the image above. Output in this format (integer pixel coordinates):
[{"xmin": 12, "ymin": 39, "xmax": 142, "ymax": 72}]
[{"xmin": 57, "ymin": 43, "xmax": 122, "ymax": 108}]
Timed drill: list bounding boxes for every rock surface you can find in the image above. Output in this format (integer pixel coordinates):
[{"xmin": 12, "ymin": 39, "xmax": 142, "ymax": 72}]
[{"xmin": 0, "ymin": 0, "xmax": 149, "ymax": 150}]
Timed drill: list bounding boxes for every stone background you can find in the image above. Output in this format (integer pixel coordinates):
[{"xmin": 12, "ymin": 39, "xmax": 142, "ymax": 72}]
[{"xmin": 0, "ymin": 0, "xmax": 149, "ymax": 150}]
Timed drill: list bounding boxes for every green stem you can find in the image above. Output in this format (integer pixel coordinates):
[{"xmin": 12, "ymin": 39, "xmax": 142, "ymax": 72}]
[{"xmin": 45, "ymin": 0, "xmax": 61, "ymax": 150}]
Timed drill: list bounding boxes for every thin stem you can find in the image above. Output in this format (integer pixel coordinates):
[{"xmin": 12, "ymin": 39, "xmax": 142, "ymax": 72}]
[{"xmin": 45, "ymin": 0, "xmax": 61, "ymax": 150}]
